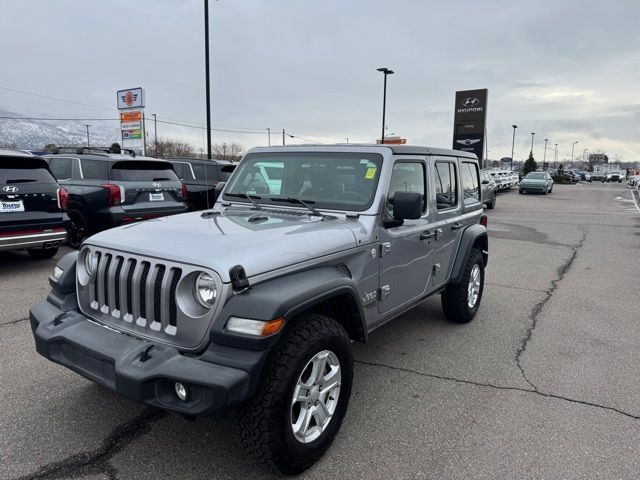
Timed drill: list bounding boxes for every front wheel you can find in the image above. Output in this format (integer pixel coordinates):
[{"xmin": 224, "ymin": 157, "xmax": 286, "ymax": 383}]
[
  {"xmin": 441, "ymin": 248, "xmax": 484, "ymax": 323},
  {"xmin": 236, "ymin": 313, "xmax": 353, "ymax": 475}
]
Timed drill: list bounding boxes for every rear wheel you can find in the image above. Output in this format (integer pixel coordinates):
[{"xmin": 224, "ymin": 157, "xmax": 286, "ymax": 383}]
[
  {"xmin": 236, "ymin": 313, "xmax": 353, "ymax": 475},
  {"xmin": 67, "ymin": 209, "xmax": 89, "ymax": 249},
  {"xmin": 26, "ymin": 247, "xmax": 58, "ymax": 260},
  {"xmin": 442, "ymin": 248, "xmax": 484, "ymax": 323}
]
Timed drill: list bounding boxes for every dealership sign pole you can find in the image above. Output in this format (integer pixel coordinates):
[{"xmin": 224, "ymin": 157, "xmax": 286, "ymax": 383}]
[
  {"xmin": 116, "ymin": 87, "xmax": 146, "ymax": 155},
  {"xmin": 452, "ymin": 89, "xmax": 488, "ymax": 164}
]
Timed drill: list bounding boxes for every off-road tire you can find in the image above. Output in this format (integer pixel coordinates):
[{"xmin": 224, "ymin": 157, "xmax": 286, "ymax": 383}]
[
  {"xmin": 441, "ymin": 247, "xmax": 484, "ymax": 324},
  {"xmin": 67, "ymin": 209, "xmax": 89, "ymax": 249},
  {"xmin": 26, "ymin": 247, "xmax": 58, "ymax": 260},
  {"xmin": 236, "ymin": 313, "xmax": 353, "ymax": 475}
]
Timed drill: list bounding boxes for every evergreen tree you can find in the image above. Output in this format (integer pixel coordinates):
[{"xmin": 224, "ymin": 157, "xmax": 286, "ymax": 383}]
[{"xmin": 523, "ymin": 152, "xmax": 537, "ymax": 175}]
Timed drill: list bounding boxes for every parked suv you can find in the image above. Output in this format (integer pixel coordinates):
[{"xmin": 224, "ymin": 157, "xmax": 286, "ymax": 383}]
[
  {"xmin": 169, "ymin": 158, "xmax": 236, "ymax": 210},
  {"xmin": 45, "ymin": 147, "xmax": 188, "ymax": 247},
  {"xmin": 0, "ymin": 150, "xmax": 67, "ymax": 259},
  {"xmin": 480, "ymin": 169, "xmax": 496, "ymax": 209},
  {"xmin": 31, "ymin": 145, "xmax": 488, "ymax": 474}
]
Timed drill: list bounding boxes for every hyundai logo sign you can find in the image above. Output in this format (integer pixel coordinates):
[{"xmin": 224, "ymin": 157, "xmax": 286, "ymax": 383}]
[
  {"xmin": 2, "ymin": 186, "xmax": 18, "ymax": 193},
  {"xmin": 461, "ymin": 97, "xmax": 480, "ymax": 108}
]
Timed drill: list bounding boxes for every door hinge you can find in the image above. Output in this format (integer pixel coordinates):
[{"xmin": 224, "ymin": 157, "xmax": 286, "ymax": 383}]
[
  {"xmin": 380, "ymin": 242, "xmax": 392, "ymax": 257},
  {"xmin": 379, "ymin": 285, "xmax": 391, "ymax": 301}
]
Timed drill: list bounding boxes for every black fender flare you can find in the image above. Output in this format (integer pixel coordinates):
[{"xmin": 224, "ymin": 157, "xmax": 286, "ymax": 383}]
[
  {"xmin": 210, "ymin": 266, "xmax": 367, "ymax": 351},
  {"xmin": 449, "ymin": 224, "xmax": 488, "ymax": 284}
]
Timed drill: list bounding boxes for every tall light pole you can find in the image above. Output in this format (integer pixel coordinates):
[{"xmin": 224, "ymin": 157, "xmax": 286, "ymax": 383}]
[
  {"xmin": 555, "ymin": 143, "xmax": 558, "ymax": 168},
  {"xmin": 377, "ymin": 67, "xmax": 394, "ymax": 143},
  {"xmin": 152, "ymin": 113, "xmax": 158, "ymax": 156},
  {"xmin": 571, "ymin": 141, "xmax": 578, "ymax": 164},
  {"xmin": 530, "ymin": 132, "xmax": 535, "ymax": 156},
  {"xmin": 510, "ymin": 124, "xmax": 518, "ymax": 169},
  {"xmin": 543, "ymin": 138, "xmax": 548, "ymax": 170},
  {"xmin": 266, "ymin": 128, "xmax": 271, "ymax": 146},
  {"xmin": 85, "ymin": 124, "xmax": 91, "ymax": 149},
  {"xmin": 204, "ymin": 0, "xmax": 212, "ymax": 159}
]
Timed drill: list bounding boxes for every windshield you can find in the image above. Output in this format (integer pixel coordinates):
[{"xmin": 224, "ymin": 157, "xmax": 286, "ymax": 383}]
[
  {"xmin": 223, "ymin": 152, "xmax": 383, "ymax": 211},
  {"xmin": 525, "ymin": 173, "xmax": 546, "ymax": 180}
]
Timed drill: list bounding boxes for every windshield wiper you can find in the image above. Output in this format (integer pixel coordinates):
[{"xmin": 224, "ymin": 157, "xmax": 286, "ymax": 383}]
[
  {"xmin": 270, "ymin": 197, "xmax": 325, "ymax": 218},
  {"xmin": 225, "ymin": 192, "xmax": 262, "ymax": 210},
  {"xmin": 6, "ymin": 178, "xmax": 37, "ymax": 183}
]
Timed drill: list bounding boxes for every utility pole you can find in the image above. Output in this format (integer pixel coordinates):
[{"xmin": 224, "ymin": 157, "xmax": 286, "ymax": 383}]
[
  {"xmin": 530, "ymin": 132, "xmax": 535, "ymax": 155},
  {"xmin": 204, "ymin": 0, "xmax": 212, "ymax": 159},
  {"xmin": 282, "ymin": 129, "xmax": 285, "ymax": 146},
  {"xmin": 543, "ymin": 138, "xmax": 548, "ymax": 170},
  {"xmin": 266, "ymin": 128, "xmax": 271, "ymax": 146},
  {"xmin": 152, "ymin": 113, "xmax": 158, "ymax": 157},
  {"xmin": 85, "ymin": 124, "xmax": 91, "ymax": 149},
  {"xmin": 555, "ymin": 143, "xmax": 558, "ymax": 168},
  {"xmin": 510, "ymin": 124, "xmax": 518, "ymax": 169},
  {"xmin": 571, "ymin": 141, "xmax": 578, "ymax": 164}
]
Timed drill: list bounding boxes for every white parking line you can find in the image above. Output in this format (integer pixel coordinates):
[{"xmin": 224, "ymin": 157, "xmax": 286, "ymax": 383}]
[{"xmin": 630, "ymin": 188, "xmax": 640, "ymax": 213}]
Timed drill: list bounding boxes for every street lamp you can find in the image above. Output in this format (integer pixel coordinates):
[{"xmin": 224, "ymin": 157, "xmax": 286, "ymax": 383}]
[
  {"xmin": 543, "ymin": 138, "xmax": 548, "ymax": 170},
  {"xmin": 571, "ymin": 141, "xmax": 578, "ymax": 164},
  {"xmin": 510, "ymin": 124, "xmax": 518, "ymax": 168},
  {"xmin": 152, "ymin": 113, "xmax": 158, "ymax": 156},
  {"xmin": 204, "ymin": 0, "xmax": 212, "ymax": 159},
  {"xmin": 266, "ymin": 128, "xmax": 271, "ymax": 146},
  {"xmin": 377, "ymin": 67, "xmax": 394, "ymax": 143},
  {"xmin": 530, "ymin": 132, "xmax": 535, "ymax": 156},
  {"xmin": 85, "ymin": 124, "xmax": 91, "ymax": 149},
  {"xmin": 554, "ymin": 143, "xmax": 558, "ymax": 168}
]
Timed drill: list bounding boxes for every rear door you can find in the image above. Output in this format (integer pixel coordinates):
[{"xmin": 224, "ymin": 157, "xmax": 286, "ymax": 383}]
[
  {"xmin": 431, "ymin": 158, "xmax": 460, "ymax": 287},
  {"xmin": 0, "ymin": 156, "xmax": 63, "ymax": 233},
  {"xmin": 109, "ymin": 160, "xmax": 185, "ymax": 213}
]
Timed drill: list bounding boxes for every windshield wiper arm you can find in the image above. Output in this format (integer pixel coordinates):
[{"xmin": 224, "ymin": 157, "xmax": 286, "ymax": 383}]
[
  {"xmin": 225, "ymin": 192, "xmax": 262, "ymax": 210},
  {"xmin": 271, "ymin": 197, "xmax": 325, "ymax": 218},
  {"xmin": 6, "ymin": 178, "xmax": 37, "ymax": 183}
]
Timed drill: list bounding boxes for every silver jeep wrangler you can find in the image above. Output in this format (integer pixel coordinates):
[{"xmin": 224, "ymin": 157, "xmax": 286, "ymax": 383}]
[{"xmin": 31, "ymin": 145, "xmax": 488, "ymax": 474}]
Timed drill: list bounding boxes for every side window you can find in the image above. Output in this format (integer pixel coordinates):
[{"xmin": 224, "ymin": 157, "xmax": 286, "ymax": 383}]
[
  {"xmin": 80, "ymin": 159, "xmax": 108, "ymax": 180},
  {"xmin": 461, "ymin": 162, "xmax": 480, "ymax": 205},
  {"xmin": 435, "ymin": 162, "xmax": 458, "ymax": 210},
  {"xmin": 387, "ymin": 162, "xmax": 425, "ymax": 216},
  {"xmin": 48, "ymin": 157, "xmax": 72, "ymax": 180}
]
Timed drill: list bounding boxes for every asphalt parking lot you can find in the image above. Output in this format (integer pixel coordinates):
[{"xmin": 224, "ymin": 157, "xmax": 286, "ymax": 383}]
[{"xmin": 1, "ymin": 181, "xmax": 639, "ymax": 480}]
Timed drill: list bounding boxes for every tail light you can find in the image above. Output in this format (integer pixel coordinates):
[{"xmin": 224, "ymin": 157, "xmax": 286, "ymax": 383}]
[
  {"xmin": 181, "ymin": 183, "xmax": 188, "ymax": 200},
  {"xmin": 56, "ymin": 188, "xmax": 68, "ymax": 211},
  {"xmin": 101, "ymin": 184, "xmax": 124, "ymax": 206},
  {"xmin": 480, "ymin": 214, "xmax": 488, "ymax": 227}
]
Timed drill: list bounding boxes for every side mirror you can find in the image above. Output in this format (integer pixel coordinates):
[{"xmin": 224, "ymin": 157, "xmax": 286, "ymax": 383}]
[{"xmin": 393, "ymin": 191, "xmax": 423, "ymax": 220}]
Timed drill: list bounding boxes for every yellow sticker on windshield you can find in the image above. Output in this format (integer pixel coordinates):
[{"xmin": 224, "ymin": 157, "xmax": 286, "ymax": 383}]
[{"xmin": 365, "ymin": 167, "xmax": 377, "ymax": 179}]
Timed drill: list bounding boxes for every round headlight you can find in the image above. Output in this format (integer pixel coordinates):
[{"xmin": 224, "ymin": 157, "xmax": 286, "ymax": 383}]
[
  {"xmin": 84, "ymin": 250, "xmax": 99, "ymax": 276},
  {"xmin": 194, "ymin": 272, "xmax": 217, "ymax": 308}
]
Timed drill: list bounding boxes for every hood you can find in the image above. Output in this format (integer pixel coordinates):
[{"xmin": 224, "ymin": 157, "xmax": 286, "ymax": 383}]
[{"xmin": 86, "ymin": 208, "xmax": 362, "ymax": 282}]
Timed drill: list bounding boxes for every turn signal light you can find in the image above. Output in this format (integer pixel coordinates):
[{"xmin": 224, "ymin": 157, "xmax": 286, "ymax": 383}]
[
  {"xmin": 480, "ymin": 214, "xmax": 488, "ymax": 227},
  {"xmin": 56, "ymin": 187, "xmax": 68, "ymax": 211},
  {"xmin": 261, "ymin": 318, "xmax": 285, "ymax": 336},
  {"xmin": 102, "ymin": 184, "xmax": 124, "ymax": 206},
  {"xmin": 181, "ymin": 183, "xmax": 188, "ymax": 200}
]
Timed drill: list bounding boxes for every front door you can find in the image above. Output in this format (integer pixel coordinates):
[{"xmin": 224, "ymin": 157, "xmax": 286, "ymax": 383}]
[{"xmin": 378, "ymin": 158, "xmax": 435, "ymax": 315}]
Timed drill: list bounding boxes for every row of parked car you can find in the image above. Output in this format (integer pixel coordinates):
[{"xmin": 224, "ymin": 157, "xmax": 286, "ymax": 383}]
[{"xmin": 0, "ymin": 147, "xmax": 236, "ymax": 259}]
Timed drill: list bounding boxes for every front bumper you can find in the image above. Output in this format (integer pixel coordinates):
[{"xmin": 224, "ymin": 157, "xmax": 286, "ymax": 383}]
[
  {"xmin": 30, "ymin": 300, "xmax": 264, "ymax": 416},
  {"xmin": 0, "ymin": 228, "xmax": 66, "ymax": 251}
]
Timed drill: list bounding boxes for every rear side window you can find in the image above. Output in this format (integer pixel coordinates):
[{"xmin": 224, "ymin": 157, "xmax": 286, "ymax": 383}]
[
  {"xmin": 80, "ymin": 159, "xmax": 109, "ymax": 180},
  {"xmin": 435, "ymin": 162, "xmax": 458, "ymax": 210},
  {"xmin": 171, "ymin": 162, "xmax": 189, "ymax": 180},
  {"xmin": 110, "ymin": 161, "xmax": 179, "ymax": 182},
  {"xmin": 218, "ymin": 165, "xmax": 235, "ymax": 181},
  {"xmin": 0, "ymin": 157, "xmax": 57, "ymax": 184},
  {"xmin": 49, "ymin": 157, "xmax": 73, "ymax": 180},
  {"xmin": 192, "ymin": 163, "xmax": 219, "ymax": 182},
  {"xmin": 461, "ymin": 162, "xmax": 480, "ymax": 205}
]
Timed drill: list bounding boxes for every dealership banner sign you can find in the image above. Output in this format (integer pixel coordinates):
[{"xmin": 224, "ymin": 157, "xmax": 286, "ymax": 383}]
[
  {"xmin": 117, "ymin": 87, "xmax": 145, "ymax": 153},
  {"xmin": 452, "ymin": 89, "xmax": 488, "ymax": 160}
]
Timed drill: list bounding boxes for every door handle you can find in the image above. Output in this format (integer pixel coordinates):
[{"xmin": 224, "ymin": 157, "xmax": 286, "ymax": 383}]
[
  {"xmin": 451, "ymin": 222, "xmax": 464, "ymax": 231},
  {"xmin": 420, "ymin": 231, "xmax": 436, "ymax": 241}
]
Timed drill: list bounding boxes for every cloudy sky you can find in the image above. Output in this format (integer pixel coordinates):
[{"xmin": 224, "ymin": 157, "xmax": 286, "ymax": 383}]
[{"xmin": 1, "ymin": 0, "xmax": 639, "ymax": 162}]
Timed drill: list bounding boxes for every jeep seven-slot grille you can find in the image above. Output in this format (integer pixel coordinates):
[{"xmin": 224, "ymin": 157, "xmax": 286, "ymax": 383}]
[{"xmin": 87, "ymin": 252, "xmax": 182, "ymax": 335}]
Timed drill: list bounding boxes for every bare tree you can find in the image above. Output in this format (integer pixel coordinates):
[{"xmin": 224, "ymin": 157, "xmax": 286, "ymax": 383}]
[
  {"xmin": 149, "ymin": 138, "xmax": 195, "ymax": 158},
  {"xmin": 212, "ymin": 142, "xmax": 244, "ymax": 162}
]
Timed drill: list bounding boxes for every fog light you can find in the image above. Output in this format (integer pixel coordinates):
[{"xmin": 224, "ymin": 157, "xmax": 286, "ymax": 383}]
[
  {"xmin": 53, "ymin": 266, "xmax": 64, "ymax": 280},
  {"xmin": 174, "ymin": 382, "xmax": 188, "ymax": 402}
]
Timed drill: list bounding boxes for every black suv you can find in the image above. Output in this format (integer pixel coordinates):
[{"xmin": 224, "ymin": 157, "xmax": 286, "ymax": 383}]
[
  {"xmin": 0, "ymin": 150, "xmax": 67, "ymax": 259},
  {"xmin": 168, "ymin": 158, "xmax": 236, "ymax": 210},
  {"xmin": 45, "ymin": 148, "xmax": 188, "ymax": 248}
]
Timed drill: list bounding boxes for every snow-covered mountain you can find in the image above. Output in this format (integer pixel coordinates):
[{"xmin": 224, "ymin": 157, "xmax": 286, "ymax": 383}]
[{"xmin": 0, "ymin": 109, "xmax": 120, "ymax": 149}]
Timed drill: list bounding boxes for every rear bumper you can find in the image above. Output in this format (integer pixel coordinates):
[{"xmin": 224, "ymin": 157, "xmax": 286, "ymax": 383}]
[
  {"xmin": 519, "ymin": 185, "xmax": 547, "ymax": 193},
  {"xmin": 95, "ymin": 204, "xmax": 189, "ymax": 227},
  {"xmin": 30, "ymin": 300, "xmax": 263, "ymax": 416},
  {"xmin": 0, "ymin": 229, "xmax": 66, "ymax": 251}
]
